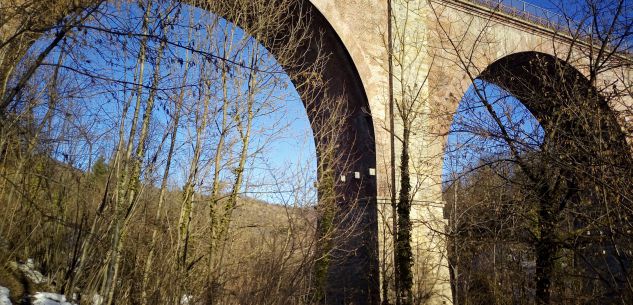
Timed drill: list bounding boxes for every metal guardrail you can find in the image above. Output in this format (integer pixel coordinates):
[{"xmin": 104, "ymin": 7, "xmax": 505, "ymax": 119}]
[
  {"xmin": 468, "ymin": 0, "xmax": 567, "ymax": 31},
  {"xmin": 465, "ymin": 0, "xmax": 632, "ymax": 54}
]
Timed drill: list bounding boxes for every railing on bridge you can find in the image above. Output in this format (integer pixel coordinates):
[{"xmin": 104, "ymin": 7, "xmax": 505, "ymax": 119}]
[
  {"xmin": 469, "ymin": 0, "xmax": 567, "ymax": 31},
  {"xmin": 465, "ymin": 0, "xmax": 631, "ymax": 54}
]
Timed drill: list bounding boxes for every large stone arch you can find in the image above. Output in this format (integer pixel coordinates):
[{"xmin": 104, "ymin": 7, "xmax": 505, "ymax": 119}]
[
  {"xmin": 233, "ymin": 3, "xmax": 380, "ymax": 304},
  {"xmin": 1, "ymin": 0, "xmax": 380, "ymax": 304},
  {"xmin": 231, "ymin": 2, "xmax": 381, "ymax": 304}
]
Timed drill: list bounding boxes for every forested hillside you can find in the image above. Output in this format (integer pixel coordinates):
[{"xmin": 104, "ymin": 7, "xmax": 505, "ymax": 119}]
[{"xmin": 0, "ymin": 154, "xmax": 316, "ymax": 304}]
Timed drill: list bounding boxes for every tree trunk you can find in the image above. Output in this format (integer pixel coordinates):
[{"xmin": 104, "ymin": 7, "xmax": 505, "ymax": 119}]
[{"xmin": 396, "ymin": 122, "xmax": 413, "ymax": 305}]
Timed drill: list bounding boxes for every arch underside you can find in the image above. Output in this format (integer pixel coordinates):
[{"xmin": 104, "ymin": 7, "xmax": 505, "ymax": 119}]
[{"xmin": 188, "ymin": 1, "xmax": 381, "ymax": 304}]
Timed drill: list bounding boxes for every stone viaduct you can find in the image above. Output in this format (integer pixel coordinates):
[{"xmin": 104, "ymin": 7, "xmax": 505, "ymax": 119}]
[
  {"xmin": 300, "ymin": 1, "xmax": 631, "ymax": 304},
  {"xmin": 1, "ymin": 0, "xmax": 631, "ymax": 304}
]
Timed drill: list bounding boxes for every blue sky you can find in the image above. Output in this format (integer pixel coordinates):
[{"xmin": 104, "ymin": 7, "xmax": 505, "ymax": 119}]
[
  {"xmin": 24, "ymin": 1, "xmax": 316, "ymax": 205},
  {"xmin": 25, "ymin": 0, "xmax": 591, "ymax": 203},
  {"xmin": 442, "ymin": 80, "xmax": 544, "ymax": 183}
]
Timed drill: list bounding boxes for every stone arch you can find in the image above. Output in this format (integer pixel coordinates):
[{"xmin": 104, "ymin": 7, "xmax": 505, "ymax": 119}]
[
  {"xmin": 3, "ymin": 0, "xmax": 380, "ymax": 304},
  {"xmin": 448, "ymin": 50, "xmax": 633, "ymax": 301},
  {"xmin": 213, "ymin": 3, "xmax": 380, "ymax": 303}
]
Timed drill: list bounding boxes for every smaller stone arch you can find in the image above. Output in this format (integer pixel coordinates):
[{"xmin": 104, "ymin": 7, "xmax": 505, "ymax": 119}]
[{"xmin": 448, "ymin": 50, "xmax": 633, "ymax": 302}]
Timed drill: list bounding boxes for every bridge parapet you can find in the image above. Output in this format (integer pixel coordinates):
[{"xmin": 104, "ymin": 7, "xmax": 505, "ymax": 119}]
[
  {"xmin": 467, "ymin": 0, "xmax": 566, "ymax": 30},
  {"xmin": 441, "ymin": 0, "xmax": 631, "ymax": 64}
]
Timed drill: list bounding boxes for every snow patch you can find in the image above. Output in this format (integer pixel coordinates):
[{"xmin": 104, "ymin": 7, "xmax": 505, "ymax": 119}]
[
  {"xmin": 91, "ymin": 293, "xmax": 103, "ymax": 305},
  {"xmin": 18, "ymin": 259, "xmax": 46, "ymax": 284},
  {"xmin": 0, "ymin": 286, "xmax": 11, "ymax": 305},
  {"xmin": 32, "ymin": 292, "xmax": 76, "ymax": 305}
]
